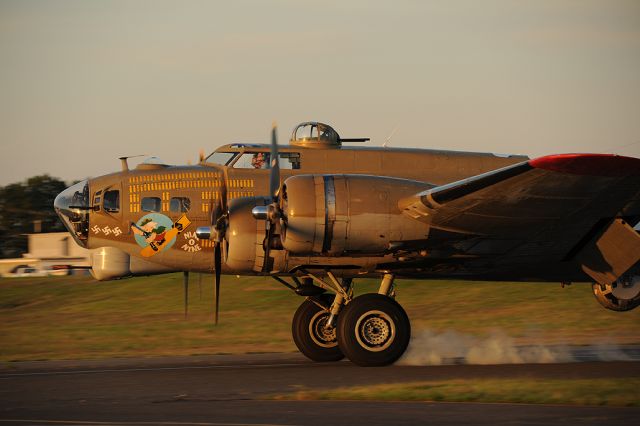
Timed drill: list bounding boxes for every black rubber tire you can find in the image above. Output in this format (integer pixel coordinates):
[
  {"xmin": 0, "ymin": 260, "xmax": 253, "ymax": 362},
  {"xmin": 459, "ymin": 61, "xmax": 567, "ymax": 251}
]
[
  {"xmin": 292, "ymin": 294, "xmax": 344, "ymax": 362},
  {"xmin": 337, "ymin": 293, "xmax": 410, "ymax": 367}
]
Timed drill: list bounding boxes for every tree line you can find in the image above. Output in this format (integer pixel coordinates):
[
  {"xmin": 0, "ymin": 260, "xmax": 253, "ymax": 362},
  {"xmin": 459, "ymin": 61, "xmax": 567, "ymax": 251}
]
[{"xmin": 0, "ymin": 175, "xmax": 69, "ymax": 258}]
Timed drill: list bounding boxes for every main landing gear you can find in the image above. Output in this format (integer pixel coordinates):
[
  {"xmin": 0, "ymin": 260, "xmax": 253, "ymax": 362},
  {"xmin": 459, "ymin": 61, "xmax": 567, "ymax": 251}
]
[
  {"xmin": 285, "ymin": 272, "xmax": 411, "ymax": 367},
  {"xmin": 337, "ymin": 293, "xmax": 411, "ymax": 367},
  {"xmin": 292, "ymin": 293, "xmax": 344, "ymax": 362}
]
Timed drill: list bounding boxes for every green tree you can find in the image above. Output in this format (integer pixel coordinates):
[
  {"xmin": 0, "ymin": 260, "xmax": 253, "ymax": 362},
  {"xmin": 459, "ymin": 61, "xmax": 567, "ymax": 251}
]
[{"xmin": 0, "ymin": 175, "xmax": 68, "ymax": 258}]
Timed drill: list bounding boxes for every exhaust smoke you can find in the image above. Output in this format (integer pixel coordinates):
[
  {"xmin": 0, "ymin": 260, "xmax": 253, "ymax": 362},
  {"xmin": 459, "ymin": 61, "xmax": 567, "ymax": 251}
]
[{"xmin": 397, "ymin": 329, "xmax": 633, "ymax": 366}]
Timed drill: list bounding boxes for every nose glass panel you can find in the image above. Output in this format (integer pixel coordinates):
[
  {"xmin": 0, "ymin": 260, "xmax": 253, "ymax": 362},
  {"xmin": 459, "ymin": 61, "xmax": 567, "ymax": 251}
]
[{"xmin": 54, "ymin": 180, "xmax": 90, "ymax": 248}]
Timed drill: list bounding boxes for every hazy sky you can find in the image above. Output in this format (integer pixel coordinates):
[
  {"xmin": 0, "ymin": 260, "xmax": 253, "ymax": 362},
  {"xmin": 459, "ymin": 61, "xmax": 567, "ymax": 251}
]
[{"xmin": 1, "ymin": 0, "xmax": 639, "ymax": 185}]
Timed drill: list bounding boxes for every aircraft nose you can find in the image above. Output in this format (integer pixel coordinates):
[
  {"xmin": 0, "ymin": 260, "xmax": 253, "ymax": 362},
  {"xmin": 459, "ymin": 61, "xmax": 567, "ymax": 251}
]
[{"xmin": 54, "ymin": 179, "xmax": 90, "ymax": 248}]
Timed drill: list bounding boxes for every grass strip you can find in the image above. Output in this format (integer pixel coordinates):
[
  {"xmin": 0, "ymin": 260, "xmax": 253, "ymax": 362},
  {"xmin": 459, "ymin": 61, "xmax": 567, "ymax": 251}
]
[
  {"xmin": 274, "ymin": 378, "xmax": 640, "ymax": 407},
  {"xmin": 1, "ymin": 274, "xmax": 639, "ymax": 361}
]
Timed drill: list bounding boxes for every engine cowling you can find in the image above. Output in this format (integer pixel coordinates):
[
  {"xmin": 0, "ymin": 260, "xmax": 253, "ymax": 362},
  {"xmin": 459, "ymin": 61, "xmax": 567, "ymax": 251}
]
[
  {"xmin": 280, "ymin": 175, "xmax": 433, "ymax": 256},
  {"xmin": 226, "ymin": 196, "xmax": 274, "ymax": 272}
]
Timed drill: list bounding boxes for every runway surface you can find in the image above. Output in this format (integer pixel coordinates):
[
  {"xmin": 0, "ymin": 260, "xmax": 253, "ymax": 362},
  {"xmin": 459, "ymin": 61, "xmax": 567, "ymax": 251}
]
[{"xmin": 1, "ymin": 351, "xmax": 639, "ymax": 426}]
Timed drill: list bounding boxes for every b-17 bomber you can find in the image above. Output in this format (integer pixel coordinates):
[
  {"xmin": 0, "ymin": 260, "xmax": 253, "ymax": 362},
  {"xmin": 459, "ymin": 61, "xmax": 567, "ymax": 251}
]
[{"xmin": 54, "ymin": 121, "xmax": 640, "ymax": 366}]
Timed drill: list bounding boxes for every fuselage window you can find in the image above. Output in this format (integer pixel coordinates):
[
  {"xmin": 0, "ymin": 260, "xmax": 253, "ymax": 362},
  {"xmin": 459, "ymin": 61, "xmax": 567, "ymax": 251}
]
[
  {"xmin": 233, "ymin": 152, "xmax": 300, "ymax": 170},
  {"xmin": 170, "ymin": 197, "xmax": 191, "ymax": 213},
  {"xmin": 141, "ymin": 197, "xmax": 161, "ymax": 212},
  {"xmin": 103, "ymin": 190, "xmax": 120, "ymax": 213},
  {"xmin": 205, "ymin": 152, "xmax": 236, "ymax": 166}
]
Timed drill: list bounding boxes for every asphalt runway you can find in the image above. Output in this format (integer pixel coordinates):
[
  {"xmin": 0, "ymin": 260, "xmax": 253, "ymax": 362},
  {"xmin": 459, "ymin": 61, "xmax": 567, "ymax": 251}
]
[{"xmin": 1, "ymin": 352, "xmax": 639, "ymax": 426}]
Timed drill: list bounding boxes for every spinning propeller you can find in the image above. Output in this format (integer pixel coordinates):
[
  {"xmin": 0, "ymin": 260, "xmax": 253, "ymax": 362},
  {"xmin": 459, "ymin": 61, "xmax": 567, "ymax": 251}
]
[
  {"xmin": 262, "ymin": 125, "xmax": 283, "ymax": 272},
  {"xmin": 196, "ymin": 124, "xmax": 282, "ymax": 324},
  {"xmin": 212, "ymin": 165, "xmax": 229, "ymax": 325},
  {"xmin": 195, "ymin": 162, "xmax": 229, "ymax": 324},
  {"xmin": 249, "ymin": 124, "xmax": 285, "ymax": 271}
]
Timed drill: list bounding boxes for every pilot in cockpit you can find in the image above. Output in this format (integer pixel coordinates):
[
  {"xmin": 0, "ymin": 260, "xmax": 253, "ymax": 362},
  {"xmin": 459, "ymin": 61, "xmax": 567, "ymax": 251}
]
[{"xmin": 251, "ymin": 152, "xmax": 267, "ymax": 169}]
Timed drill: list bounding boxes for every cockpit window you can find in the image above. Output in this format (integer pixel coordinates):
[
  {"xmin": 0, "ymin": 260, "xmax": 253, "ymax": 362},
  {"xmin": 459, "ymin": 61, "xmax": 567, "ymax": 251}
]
[
  {"xmin": 234, "ymin": 152, "xmax": 270, "ymax": 169},
  {"xmin": 280, "ymin": 153, "xmax": 301, "ymax": 169},
  {"xmin": 205, "ymin": 152, "xmax": 236, "ymax": 166},
  {"xmin": 233, "ymin": 152, "xmax": 300, "ymax": 170}
]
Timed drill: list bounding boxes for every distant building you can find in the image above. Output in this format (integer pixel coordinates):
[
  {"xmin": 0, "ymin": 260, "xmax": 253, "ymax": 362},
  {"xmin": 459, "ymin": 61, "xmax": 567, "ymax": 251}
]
[{"xmin": 0, "ymin": 233, "xmax": 89, "ymax": 275}]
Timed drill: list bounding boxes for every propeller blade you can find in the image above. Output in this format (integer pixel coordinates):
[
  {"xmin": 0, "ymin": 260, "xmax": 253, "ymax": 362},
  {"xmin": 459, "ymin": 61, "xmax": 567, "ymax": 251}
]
[
  {"xmin": 262, "ymin": 219, "xmax": 274, "ymax": 273},
  {"xmin": 207, "ymin": 165, "xmax": 227, "ymax": 326},
  {"xmin": 210, "ymin": 165, "xmax": 228, "ymax": 229},
  {"xmin": 260, "ymin": 123, "xmax": 283, "ymax": 273},
  {"xmin": 269, "ymin": 124, "xmax": 280, "ymax": 199},
  {"xmin": 220, "ymin": 166, "xmax": 229, "ymax": 215},
  {"xmin": 214, "ymin": 242, "xmax": 222, "ymax": 325},
  {"xmin": 183, "ymin": 271, "xmax": 189, "ymax": 318}
]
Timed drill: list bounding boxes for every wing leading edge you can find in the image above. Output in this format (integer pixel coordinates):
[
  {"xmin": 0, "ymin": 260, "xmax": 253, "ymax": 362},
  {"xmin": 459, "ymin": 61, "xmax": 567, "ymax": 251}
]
[{"xmin": 399, "ymin": 154, "xmax": 640, "ymax": 283}]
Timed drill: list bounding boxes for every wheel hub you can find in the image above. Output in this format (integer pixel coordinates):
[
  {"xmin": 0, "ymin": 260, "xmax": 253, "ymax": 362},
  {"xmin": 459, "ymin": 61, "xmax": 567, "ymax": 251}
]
[
  {"xmin": 309, "ymin": 311, "xmax": 337, "ymax": 348},
  {"xmin": 354, "ymin": 310, "xmax": 396, "ymax": 352}
]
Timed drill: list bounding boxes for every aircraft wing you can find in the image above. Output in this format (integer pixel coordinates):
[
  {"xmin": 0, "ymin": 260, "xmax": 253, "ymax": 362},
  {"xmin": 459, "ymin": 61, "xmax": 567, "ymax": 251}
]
[{"xmin": 398, "ymin": 154, "xmax": 640, "ymax": 284}]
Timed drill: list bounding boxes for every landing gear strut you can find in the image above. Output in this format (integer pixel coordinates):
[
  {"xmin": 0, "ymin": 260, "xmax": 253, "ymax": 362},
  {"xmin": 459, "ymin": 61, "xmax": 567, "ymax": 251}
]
[
  {"xmin": 289, "ymin": 273, "xmax": 352, "ymax": 363},
  {"xmin": 291, "ymin": 294, "xmax": 344, "ymax": 362}
]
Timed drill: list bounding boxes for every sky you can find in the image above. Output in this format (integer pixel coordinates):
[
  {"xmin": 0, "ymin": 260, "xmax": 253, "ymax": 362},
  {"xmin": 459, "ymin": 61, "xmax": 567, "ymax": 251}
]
[{"xmin": 1, "ymin": 0, "xmax": 639, "ymax": 185}]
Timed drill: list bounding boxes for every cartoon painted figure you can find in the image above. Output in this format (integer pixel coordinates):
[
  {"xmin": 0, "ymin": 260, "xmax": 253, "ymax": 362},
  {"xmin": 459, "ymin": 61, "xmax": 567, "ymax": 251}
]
[
  {"xmin": 131, "ymin": 213, "xmax": 191, "ymax": 257},
  {"xmin": 131, "ymin": 218, "xmax": 167, "ymax": 244}
]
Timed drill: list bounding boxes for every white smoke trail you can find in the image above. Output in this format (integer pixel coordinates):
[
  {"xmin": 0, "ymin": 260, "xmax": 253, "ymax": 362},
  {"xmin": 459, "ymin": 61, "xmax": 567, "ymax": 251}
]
[
  {"xmin": 587, "ymin": 343, "xmax": 632, "ymax": 362},
  {"xmin": 397, "ymin": 329, "xmax": 575, "ymax": 366}
]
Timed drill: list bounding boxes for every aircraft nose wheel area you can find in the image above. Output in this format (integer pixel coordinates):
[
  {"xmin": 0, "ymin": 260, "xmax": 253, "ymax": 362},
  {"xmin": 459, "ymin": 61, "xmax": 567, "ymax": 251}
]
[{"xmin": 337, "ymin": 294, "xmax": 411, "ymax": 367}]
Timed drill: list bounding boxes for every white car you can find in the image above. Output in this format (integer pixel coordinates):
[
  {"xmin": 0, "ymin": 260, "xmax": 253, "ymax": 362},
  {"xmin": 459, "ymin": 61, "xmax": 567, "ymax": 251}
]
[{"xmin": 1, "ymin": 265, "xmax": 71, "ymax": 278}]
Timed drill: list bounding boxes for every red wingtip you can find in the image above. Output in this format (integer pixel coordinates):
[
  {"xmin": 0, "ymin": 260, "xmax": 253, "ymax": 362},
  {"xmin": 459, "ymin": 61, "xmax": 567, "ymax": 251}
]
[{"xmin": 529, "ymin": 154, "xmax": 640, "ymax": 177}]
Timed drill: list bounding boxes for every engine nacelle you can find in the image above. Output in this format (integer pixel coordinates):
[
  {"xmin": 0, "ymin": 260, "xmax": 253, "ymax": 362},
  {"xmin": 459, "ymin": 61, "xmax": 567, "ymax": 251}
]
[
  {"xmin": 281, "ymin": 175, "xmax": 433, "ymax": 256},
  {"xmin": 226, "ymin": 196, "xmax": 274, "ymax": 272}
]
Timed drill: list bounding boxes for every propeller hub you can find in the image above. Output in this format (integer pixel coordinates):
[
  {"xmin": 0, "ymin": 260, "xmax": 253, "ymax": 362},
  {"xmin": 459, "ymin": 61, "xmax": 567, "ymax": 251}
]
[
  {"xmin": 195, "ymin": 226, "xmax": 213, "ymax": 240},
  {"xmin": 252, "ymin": 206, "xmax": 268, "ymax": 220}
]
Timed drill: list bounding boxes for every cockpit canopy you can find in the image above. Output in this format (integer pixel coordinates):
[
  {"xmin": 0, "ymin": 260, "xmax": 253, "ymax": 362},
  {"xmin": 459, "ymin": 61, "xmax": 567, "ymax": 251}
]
[
  {"xmin": 203, "ymin": 122, "xmax": 370, "ymax": 163},
  {"xmin": 290, "ymin": 122, "xmax": 340, "ymax": 148}
]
